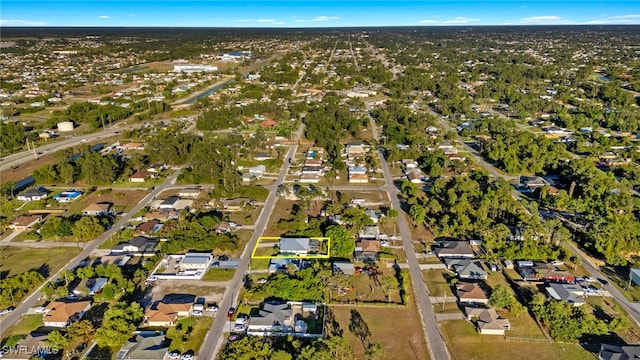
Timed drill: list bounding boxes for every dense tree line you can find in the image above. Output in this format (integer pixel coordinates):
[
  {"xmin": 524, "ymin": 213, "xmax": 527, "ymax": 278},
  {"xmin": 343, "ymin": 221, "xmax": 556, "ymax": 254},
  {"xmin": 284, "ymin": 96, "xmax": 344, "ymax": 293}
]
[
  {"xmin": 34, "ymin": 151, "xmax": 124, "ymax": 185},
  {"xmin": 0, "ymin": 271, "xmax": 45, "ymax": 308},
  {"xmin": 158, "ymin": 214, "xmax": 239, "ymax": 254},
  {"xmin": 220, "ymin": 335, "xmax": 355, "ymax": 360}
]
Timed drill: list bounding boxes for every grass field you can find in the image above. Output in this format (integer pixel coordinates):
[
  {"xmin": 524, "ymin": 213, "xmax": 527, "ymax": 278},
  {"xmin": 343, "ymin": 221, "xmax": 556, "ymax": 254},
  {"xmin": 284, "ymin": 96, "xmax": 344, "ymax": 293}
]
[
  {"xmin": 440, "ymin": 320, "xmax": 595, "ymax": 360},
  {"xmin": 166, "ymin": 316, "xmax": 213, "ymax": 354},
  {"xmin": 0, "ymin": 314, "xmax": 44, "ymax": 341},
  {"xmin": 202, "ymin": 268, "xmax": 236, "ymax": 281},
  {"xmin": 0, "ymin": 247, "xmax": 80, "ymax": 278},
  {"xmin": 423, "ymin": 269, "xmax": 455, "ymax": 296},
  {"xmin": 64, "ymin": 189, "xmax": 150, "ymax": 214},
  {"xmin": 329, "ymin": 303, "xmax": 430, "ymax": 360}
]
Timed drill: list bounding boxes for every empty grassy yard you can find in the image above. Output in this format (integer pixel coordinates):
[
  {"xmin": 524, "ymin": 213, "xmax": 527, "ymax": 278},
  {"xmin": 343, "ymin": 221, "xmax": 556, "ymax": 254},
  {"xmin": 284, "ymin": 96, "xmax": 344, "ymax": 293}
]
[{"xmin": 0, "ymin": 247, "xmax": 80, "ymax": 278}]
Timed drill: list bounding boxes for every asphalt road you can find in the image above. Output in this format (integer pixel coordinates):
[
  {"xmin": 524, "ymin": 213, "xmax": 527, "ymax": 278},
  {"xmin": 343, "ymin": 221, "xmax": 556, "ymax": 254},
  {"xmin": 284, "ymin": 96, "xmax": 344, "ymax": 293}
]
[
  {"xmin": 0, "ymin": 169, "xmax": 183, "ymax": 332},
  {"xmin": 198, "ymin": 123, "xmax": 305, "ymax": 360},
  {"xmin": 368, "ymin": 114, "xmax": 451, "ymax": 360}
]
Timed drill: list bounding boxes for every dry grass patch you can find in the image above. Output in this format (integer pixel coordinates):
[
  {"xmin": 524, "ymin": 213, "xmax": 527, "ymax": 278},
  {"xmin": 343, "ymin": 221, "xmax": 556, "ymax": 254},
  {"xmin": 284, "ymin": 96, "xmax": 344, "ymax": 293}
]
[
  {"xmin": 422, "ymin": 269, "xmax": 455, "ymax": 296},
  {"xmin": 0, "ymin": 246, "xmax": 80, "ymax": 278}
]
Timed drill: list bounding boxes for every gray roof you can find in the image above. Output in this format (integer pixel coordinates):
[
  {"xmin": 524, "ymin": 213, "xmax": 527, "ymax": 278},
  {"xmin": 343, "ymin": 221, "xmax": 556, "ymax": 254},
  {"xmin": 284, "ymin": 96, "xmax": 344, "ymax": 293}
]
[
  {"xmin": 249, "ymin": 303, "xmax": 292, "ymax": 327},
  {"xmin": 280, "ymin": 237, "xmax": 310, "ymax": 252},
  {"xmin": 546, "ymin": 283, "xmax": 585, "ymax": 306},
  {"xmin": 182, "ymin": 253, "xmax": 212, "ymax": 265},
  {"xmin": 160, "ymin": 196, "xmax": 179, "ymax": 206},
  {"xmin": 116, "ymin": 331, "xmax": 167, "ymax": 360},
  {"xmin": 452, "ymin": 260, "xmax": 487, "ymax": 279},
  {"xmin": 333, "ymin": 261, "xmax": 354, "ymax": 275},
  {"xmin": 19, "ymin": 187, "xmax": 48, "ymax": 197},
  {"xmin": 600, "ymin": 344, "xmax": 640, "ymax": 360},
  {"xmin": 129, "ymin": 236, "xmax": 159, "ymax": 250},
  {"xmin": 434, "ymin": 241, "xmax": 475, "ymax": 258}
]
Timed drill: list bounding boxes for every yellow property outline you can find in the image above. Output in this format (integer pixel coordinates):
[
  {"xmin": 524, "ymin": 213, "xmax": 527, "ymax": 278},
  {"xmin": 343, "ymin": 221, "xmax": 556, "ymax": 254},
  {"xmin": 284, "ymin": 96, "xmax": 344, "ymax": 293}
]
[{"xmin": 252, "ymin": 236, "xmax": 331, "ymax": 259}]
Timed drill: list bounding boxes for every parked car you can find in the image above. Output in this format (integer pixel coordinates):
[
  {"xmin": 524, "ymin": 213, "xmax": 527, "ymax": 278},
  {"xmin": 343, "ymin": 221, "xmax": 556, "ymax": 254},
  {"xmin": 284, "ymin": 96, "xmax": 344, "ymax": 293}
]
[
  {"xmin": 206, "ymin": 303, "xmax": 219, "ymax": 312},
  {"xmin": 34, "ymin": 307, "xmax": 47, "ymax": 314},
  {"xmin": 257, "ymin": 278, "xmax": 268, "ymax": 284},
  {"xmin": 193, "ymin": 310, "xmax": 203, "ymax": 316},
  {"xmin": 168, "ymin": 351, "xmax": 180, "ymax": 359},
  {"xmin": 0, "ymin": 307, "xmax": 15, "ymax": 316},
  {"xmin": 227, "ymin": 307, "xmax": 235, "ymax": 319}
]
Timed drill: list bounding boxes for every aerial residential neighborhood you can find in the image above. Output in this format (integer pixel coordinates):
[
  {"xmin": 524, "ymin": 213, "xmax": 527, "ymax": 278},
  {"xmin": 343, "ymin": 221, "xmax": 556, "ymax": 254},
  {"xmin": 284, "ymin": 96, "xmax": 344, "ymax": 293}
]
[{"xmin": 1, "ymin": 10, "xmax": 640, "ymax": 360}]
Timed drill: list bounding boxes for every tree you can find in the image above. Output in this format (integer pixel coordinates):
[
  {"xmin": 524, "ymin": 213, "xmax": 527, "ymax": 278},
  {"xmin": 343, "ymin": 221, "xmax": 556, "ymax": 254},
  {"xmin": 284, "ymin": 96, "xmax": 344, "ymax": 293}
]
[
  {"xmin": 67, "ymin": 320, "xmax": 94, "ymax": 349},
  {"xmin": 365, "ymin": 343, "xmax": 384, "ymax": 360},
  {"xmin": 325, "ymin": 225, "xmax": 355, "ymax": 258},
  {"xmin": 72, "ymin": 216, "xmax": 104, "ymax": 241},
  {"xmin": 46, "ymin": 330, "xmax": 70, "ymax": 351},
  {"xmin": 95, "ymin": 302, "xmax": 143, "ymax": 347},
  {"xmin": 509, "ymin": 301, "xmax": 527, "ymax": 318},
  {"xmin": 379, "ymin": 275, "xmax": 397, "ymax": 302},
  {"xmin": 489, "ymin": 284, "xmax": 514, "ymax": 308},
  {"xmin": 349, "ymin": 309, "xmax": 371, "ymax": 350}
]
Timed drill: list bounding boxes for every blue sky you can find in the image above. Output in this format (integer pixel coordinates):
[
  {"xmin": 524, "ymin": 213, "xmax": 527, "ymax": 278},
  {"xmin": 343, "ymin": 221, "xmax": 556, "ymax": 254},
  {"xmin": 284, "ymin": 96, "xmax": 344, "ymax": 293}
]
[{"xmin": 1, "ymin": 1, "xmax": 639, "ymax": 27}]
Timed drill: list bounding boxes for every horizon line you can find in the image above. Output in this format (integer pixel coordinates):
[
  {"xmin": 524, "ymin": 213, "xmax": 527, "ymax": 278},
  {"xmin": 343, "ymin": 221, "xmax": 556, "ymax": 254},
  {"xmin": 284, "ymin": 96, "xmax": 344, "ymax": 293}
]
[{"xmin": 2, "ymin": 24, "xmax": 640, "ymax": 29}]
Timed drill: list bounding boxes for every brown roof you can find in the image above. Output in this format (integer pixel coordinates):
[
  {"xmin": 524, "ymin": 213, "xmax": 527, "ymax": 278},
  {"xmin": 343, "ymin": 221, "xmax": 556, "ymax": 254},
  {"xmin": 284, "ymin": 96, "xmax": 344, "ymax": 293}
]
[
  {"xmin": 11, "ymin": 215, "xmax": 42, "ymax": 227},
  {"xmin": 130, "ymin": 170, "xmax": 155, "ymax": 179},
  {"xmin": 137, "ymin": 219, "xmax": 160, "ymax": 233},
  {"xmin": 44, "ymin": 301, "xmax": 91, "ymax": 324},
  {"xmin": 145, "ymin": 302, "xmax": 192, "ymax": 324},
  {"xmin": 259, "ymin": 119, "xmax": 278, "ymax": 128},
  {"xmin": 358, "ymin": 240, "xmax": 380, "ymax": 252},
  {"xmin": 349, "ymin": 173, "xmax": 369, "ymax": 181},
  {"xmin": 455, "ymin": 282, "xmax": 489, "ymax": 301},
  {"xmin": 83, "ymin": 202, "xmax": 111, "ymax": 212}
]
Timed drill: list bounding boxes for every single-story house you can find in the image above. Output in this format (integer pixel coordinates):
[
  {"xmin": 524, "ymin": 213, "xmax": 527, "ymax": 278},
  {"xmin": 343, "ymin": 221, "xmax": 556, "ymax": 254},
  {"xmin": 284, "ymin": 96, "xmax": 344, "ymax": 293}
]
[
  {"xmin": 121, "ymin": 142, "xmax": 146, "ymax": 151},
  {"xmin": 456, "ymin": 282, "xmax": 490, "ymax": 304},
  {"xmin": 333, "ymin": 261, "xmax": 355, "ymax": 275},
  {"xmin": 279, "ymin": 237, "xmax": 319, "ymax": 255},
  {"xmin": 365, "ymin": 209, "xmax": 381, "ymax": 224},
  {"xmin": 159, "ymin": 196, "xmax": 179, "ymax": 210},
  {"xmin": 545, "ymin": 283, "xmax": 585, "ymax": 306},
  {"xmin": 82, "ymin": 202, "xmax": 112, "ymax": 216},
  {"xmin": 348, "ymin": 173, "xmax": 369, "ymax": 184},
  {"xmin": 249, "ymin": 165, "xmax": 267, "ymax": 175},
  {"xmin": 112, "ymin": 236, "xmax": 159, "ymax": 254},
  {"xmin": 145, "ymin": 295, "xmax": 195, "ymax": 327},
  {"xmin": 520, "ymin": 176, "xmax": 549, "ymax": 190},
  {"xmin": 3, "ymin": 333, "xmax": 58, "ymax": 360},
  {"xmin": 406, "ymin": 171, "xmax": 422, "ymax": 184},
  {"xmin": 599, "ymin": 344, "xmax": 640, "ymax": 360},
  {"xmin": 299, "ymin": 173, "xmax": 321, "ymax": 183},
  {"xmin": 354, "ymin": 240, "xmax": 380, "ymax": 262},
  {"xmin": 178, "ymin": 188, "xmax": 201, "ymax": 199},
  {"xmin": 43, "ymin": 300, "xmax": 91, "ymax": 327},
  {"xmin": 71, "ymin": 277, "xmax": 109, "ymax": 296},
  {"xmin": 9, "ymin": 215, "xmax": 43, "ymax": 231},
  {"xmin": 446, "ymin": 259, "xmax": 488, "ymax": 280},
  {"xmin": 348, "ymin": 166, "xmax": 367, "ymax": 175},
  {"xmin": 220, "ymin": 198, "xmax": 252, "ymax": 212},
  {"xmin": 433, "ymin": 241, "xmax": 475, "ymax": 258},
  {"xmin": 212, "ymin": 259, "xmax": 241, "ymax": 269},
  {"xmin": 464, "ymin": 307, "xmax": 511, "ymax": 335},
  {"xmin": 136, "ymin": 219, "xmax": 163, "ymax": 234},
  {"xmin": 247, "ymin": 302, "xmax": 294, "ymax": 335},
  {"xmin": 301, "ymin": 166, "xmax": 324, "ymax": 176},
  {"xmin": 255, "ymin": 152, "xmax": 273, "ymax": 161},
  {"xmin": 129, "ymin": 171, "xmax": 156, "ymax": 183},
  {"xmin": 53, "ymin": 190, "xmax": 82, "ymax": 203},
  {"xmin": 402, "ymin": 159, "xmax": 418, "ymax": 169},
  {"xmin": 17, "ymin": 187, "xmax": 48, "ymax": 202},
  {"xmin": 345, "ymin": 142, "xmax": 367, "ymax": 155},
  {"xmin": 115, "ymin": 331, "xmax": 168, "ymax": 360},
  {"xmin": 359, "ymin": 225, "xmax": 379, "ymax": 240},
  {"xmin": 180, "ymin": 253, "xmax": 213, "ymax": 271}
]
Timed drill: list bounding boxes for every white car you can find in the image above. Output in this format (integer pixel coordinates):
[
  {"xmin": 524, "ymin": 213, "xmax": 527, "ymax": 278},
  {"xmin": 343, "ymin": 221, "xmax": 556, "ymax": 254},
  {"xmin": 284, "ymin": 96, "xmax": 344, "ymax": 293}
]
[
  {"xmin": 34, "ymin": 307, "xmax": 47, "ymax": 314},
  {"xmin": 168, "ymin": 351, "xmax": 180, "ymax": 359},
  {"xmin": 81, "ymin": 139, "xmax": 88, "ymax": 143},
  {"xmin": 193, "ymin": 310, "xmax": 203, "ymax": 316},
  {"xmin": 257, "ymin": 278, "xmax": 268, "ymax": 284},
  {"xmin": 380, "ymin": 240, "xmax": 390, "ymax": 247},
  {"xmin": 181, "ymin": 354, "xmax": 193, "ymax": 360}
]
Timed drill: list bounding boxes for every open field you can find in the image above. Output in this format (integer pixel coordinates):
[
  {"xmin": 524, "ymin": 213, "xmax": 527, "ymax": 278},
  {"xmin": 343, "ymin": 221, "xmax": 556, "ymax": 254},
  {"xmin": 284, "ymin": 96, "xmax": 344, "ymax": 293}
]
[
  {"xmin": 263, "ymin": 199, "xmax": 297, "ymax": 236},
  {"xmin": 423, "ymin": 269, "xmax": 455, "ymax": 297},
  {"xmin": 202, "ymin": 268, "xmax": 236, "ymax": 281},
  {"xmin": 0, "ymin": 246, "xmax": 80, "ymax": 278},
  {"xmin": 329, "ymin": 301, "xmax": 430, "ymax": 360},
  {"xmin": 440, "ymin": 320, "xmax": 595, "ymax": 360},
  {"xmin": 64, "ymin": 189, "xmax": 151, "ymax": 214}
]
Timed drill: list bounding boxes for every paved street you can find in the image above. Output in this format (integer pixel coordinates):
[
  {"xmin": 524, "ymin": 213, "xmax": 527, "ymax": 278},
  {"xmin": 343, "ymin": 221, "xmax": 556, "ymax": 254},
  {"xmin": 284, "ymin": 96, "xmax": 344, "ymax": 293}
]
[
  {"xmin": 198, "ymin": 123, "xmax": 305, "ymax": 360},
  {"xmin": 0, "ymin": 169, "xmax": 183, "ymax": 332}
]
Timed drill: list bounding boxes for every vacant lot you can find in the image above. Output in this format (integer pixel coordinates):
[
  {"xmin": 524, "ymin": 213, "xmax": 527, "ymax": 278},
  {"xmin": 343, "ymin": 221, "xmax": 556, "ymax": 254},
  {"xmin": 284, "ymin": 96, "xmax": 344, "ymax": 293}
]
[
  {"xmin": 263, "ymin": 199, "xmax": 297, "ymax": 236},
  {"xmin": 329, "ymin": 302, "xmax": 430, "ymax": 360},
  {"xmin": 65, "ymin": 189, "xmax": 150, "ymax": 214},
  {"xmin": 423, "ymin": 269, "xmax": 455, "ymax": 297},
  {"xmin": 151, "ymin": 279, "xmax": 228, "ymax": 305},
  {"xmin": 440, "ymin": 320, "xmax": 594, "ymax": 360},
  {"xmin": 0, "ymin": 247, "xmax": 79, "ymax": 278},
  {"xmin": 166, "ymin": 316, "xmax": 214, "ymax": 355}
]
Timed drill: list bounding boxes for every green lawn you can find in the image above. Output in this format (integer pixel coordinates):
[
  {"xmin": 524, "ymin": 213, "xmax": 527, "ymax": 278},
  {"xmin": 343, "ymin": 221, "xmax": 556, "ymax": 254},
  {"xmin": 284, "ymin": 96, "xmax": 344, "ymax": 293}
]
[
  {"xmin": 202, "ymin": 268, "xmax": 236, "ymax": 281},
  {"xmin": 166, "ymin": 317, "xmax": 213, "ymax": 354},
  {"xmin": 0, "ymin": 247, "xmax": 80, "ymax": 278},
  {"xmin": 1, "ymin": 314, "xmax": 44, "ymax": 340},
  {"xmin": 422, "ymin": 269, "xmax": 455, "ymax": 296}
]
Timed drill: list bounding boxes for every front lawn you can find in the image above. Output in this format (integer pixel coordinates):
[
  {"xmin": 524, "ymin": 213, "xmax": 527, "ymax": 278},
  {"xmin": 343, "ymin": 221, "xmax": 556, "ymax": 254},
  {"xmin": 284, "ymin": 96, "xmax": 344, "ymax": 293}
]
[
  {"xmin": 202, "ymin": 268, "xmax": 236, "ymax": 281},
  {"xmin": 166, "ymin": 316, "xmax": 213, "ymax": 354}
]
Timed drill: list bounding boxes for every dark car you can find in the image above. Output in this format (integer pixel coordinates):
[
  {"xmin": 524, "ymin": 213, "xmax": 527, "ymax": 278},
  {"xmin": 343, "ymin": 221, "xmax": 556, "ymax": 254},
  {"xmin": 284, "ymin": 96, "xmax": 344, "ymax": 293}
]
[
  {"xmin": 227, "ymin": 307, "xmax": 235, "ymax": 319},
  {"xmin": 598, "ymin": 278, "xmax": 609, "ymax": 286}
]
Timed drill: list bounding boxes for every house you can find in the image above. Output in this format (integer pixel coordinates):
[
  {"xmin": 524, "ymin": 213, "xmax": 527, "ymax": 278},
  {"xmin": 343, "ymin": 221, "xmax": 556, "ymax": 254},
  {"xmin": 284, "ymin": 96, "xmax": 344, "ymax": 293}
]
[
  {"xmin": 53, "ymin": 190, "xmax": 82, "ymax": 203},
  {"xmin": 520, "ymin": 176, "xmax": 549, "ymax": 190},
  {"xmin": 359, "ymin": 225, "xmax": 379, "ymax": 240},
  {"xmin": 43, "ymin": 301, "xmax": 91, "ymax": 327},
  {"xmin": 354, "ymin": 240, "xmax": 380, "ymax": 262},
  {"xmin": 545, "ymin": 283, "xmax": 585, "ymax": 306},
  {"xmin": 259, "ymin": 119, "xmax": 278, "ymax": 128},
  {"xmin": 279, "ymin": 237, "xmax": 319, "ymax": 255},
  {"xmin": 446, "ymin": 153, "xmax": 467, "ymax": 162},
  {"xmin": 464, "ymin": 307, "xmax": 511, "ymax": 335},
  {"xmin": 9, "ymin": 215, "xmax": 42, "ymax": 231},
  {"xmin": 82, "ymin": 202, "xmax": 112, "ymax": 216},
  {"xmin": 129, "ymin": 171, "xmax": 156, "ymax": 183},
  {"xmin": 71, "ymin": 277, "xmax": 108, "ymax": 296},
  {"xmin": 333, "ymin": 261, "xmax": 355, "ymax": 275},
  {"xmin": 299, "ymin": 173, "xmax": 321, "ymax": 183},
  {"xmin": 247, "ymin": 302, "xmax": 294, "ymax": 335},
  {"xmin": 455, "ymin": 282, "xmax": 489, "ymax": 304},
  {"xmin": 345, "ymin": 141, "xmax": 367, "ymax": 155},
  {"xmin": 599, "ymin": 344, "xmax": 640, "ymax": 360},
  {"xmin": 630, "ymin": 268, "xmax": 640, "ymax": 287},
  {"xmin": 402, "ymin": 159, "xmax": 418, "ymax": 169},
  {"xmin": 145, "ymin": 294, "xmax": 195, "ymax": 326},
  {"xmin": 348, "ymin": 166, "xmax": 367, "ymax": 175},
  {"xmin": 255, "ymin": 152, "xmax": 272, "ymax": 161},
  {"xmin": 112, "ymin": 236, "xmax": 159, "ymax": 254},
  {"xmin": 433, "ymin": 241, "xmax": 475, "ymax": 258},
  {"xmin": 406, "ymin": 171, "xmax": 422, "ymax": 184},
  {"xmin": 136, "ymin": 220, "xmax": 163, "ymax": 235},
  {"xmin": 178, "ymin": 188, "xmax": 201, "ymax": 199},
  {"xmin": 215, "ymin": 221, "xmax": 240, "ymax": 234},
  {"xmin": 121, "ymin": 142, "xmax": 145, "ymax": 151},
  {"xmin": 348, "ymin": 173, "xmax": 369, "ymax": 184},
  {"xmin": 249, "ymin": 165, "xmax": 267, "ymax": 175},
  {"xmin": 221, "ymin": 198, "xmax": 252, "ymax": 212},
  {"xmin": 159, "ymin": 196, "xmax": 179, "ymax": 210},
  {"xmin": 115, "ymin": 331, "xmax": 168, "ymax": 360},
  {"xmin": 180, "ymin": 252, "xmax": 213, "ymax": 271},
  {"xmin": 3, "ymin": 333, "xmax": 58, "ymax": 360},
  {"xmin": 17, "ymin": 187, "xmax": 48, "ymax": 202},
  {"xmin": 365, "ymin": 209, "xmax": 381, "ymax": 224},
  {"xmin": 518, "ymin": 261, "xmax": 574, "ymax": 283},
  {"xmin": 446, "ymin": 259, "xmax": 488, "ymax": 280}
]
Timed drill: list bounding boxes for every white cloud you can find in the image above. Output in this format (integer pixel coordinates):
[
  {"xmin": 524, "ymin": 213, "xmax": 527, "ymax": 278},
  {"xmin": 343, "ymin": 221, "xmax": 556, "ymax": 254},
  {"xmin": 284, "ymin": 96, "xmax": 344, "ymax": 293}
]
[
  {"xmin": 295, "ymin": 15, "xmax": 339, "ymax": 23},
  {"xmin": 519, "ymin": 15, "xmax": 562, "ymax": 24},
  {"xmin": 236, "ymin": 19, "xmax": 254, "ymax": 23},
  {"xmin": 256, "ymin": 19, "xmax": 277, "ymax": 23},
  {"xmin": 98, "ymin": 15, "xmax": 112, "ymax": 19},
  {"xmin": 418, "ymin": 16, "xmax": 479, "ymax": 25},
  {"xmin": 0, "ymin": 19, "xmax": 47, "ymax": 26},
  {"xmin": 607, "ymin": 14, "xmax": 640, "ymax": 19}
]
